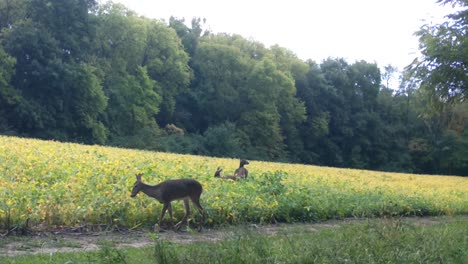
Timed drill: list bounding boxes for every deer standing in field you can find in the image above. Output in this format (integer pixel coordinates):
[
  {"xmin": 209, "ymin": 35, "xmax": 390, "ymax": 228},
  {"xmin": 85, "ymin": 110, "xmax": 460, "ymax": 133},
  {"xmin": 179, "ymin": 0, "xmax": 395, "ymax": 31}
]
[
  {"xmin": 214, "ymin": 167, "xmax": 238, "ymax": 181},
  {"xmin": 130, "ymin": 174, "xmax": 204, "ymax": 232},
  {"xmin": 234, "ymin": 159, "xmax": 249, "ymax": 179}
]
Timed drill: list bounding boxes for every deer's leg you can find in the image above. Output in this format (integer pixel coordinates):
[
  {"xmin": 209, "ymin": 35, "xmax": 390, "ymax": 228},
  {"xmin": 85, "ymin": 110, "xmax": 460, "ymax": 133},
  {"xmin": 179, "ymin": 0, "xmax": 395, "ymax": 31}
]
[
  {"xmin": 175, "ymin": 198, "xmax": 190, "ymax": 231},
  {"xmin": 158, "ymin": 203, "xmax": 170, "ymax": 231},
  {"xmin": 191, "ymin": 196, "xmax": 205, "ymax": 232},
  {"xmin": 167, "ymin": 203, "xmax": 174, "ymax": 230}
]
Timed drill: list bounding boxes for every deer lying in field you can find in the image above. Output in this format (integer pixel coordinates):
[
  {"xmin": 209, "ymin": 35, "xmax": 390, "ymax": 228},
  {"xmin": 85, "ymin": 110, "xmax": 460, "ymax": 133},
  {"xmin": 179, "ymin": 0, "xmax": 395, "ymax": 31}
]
[
  {"xmin": 234, "ymin": 159, "xmax": 249, "ymax": 179},
  {"xmin": 214, "ymin": 167, "xmax": 238, "ymax": 181},
  {"xmin": 130, "ymin": 174, "xmax": 204, "ymax": 232}
]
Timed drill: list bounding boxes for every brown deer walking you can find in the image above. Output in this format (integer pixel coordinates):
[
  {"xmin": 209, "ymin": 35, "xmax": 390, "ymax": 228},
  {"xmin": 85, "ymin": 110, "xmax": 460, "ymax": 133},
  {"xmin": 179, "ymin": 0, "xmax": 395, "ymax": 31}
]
[
  {"xmin": 130, "ymin": 174, "xmax": 204, "ymax": 232},
  {"xmin": 214, "ymin": 167, "xmax": 238, "ymax": 181},
  {"xmin": 234, "ymin": 159, "xmax": 249, "ymax": 179}
]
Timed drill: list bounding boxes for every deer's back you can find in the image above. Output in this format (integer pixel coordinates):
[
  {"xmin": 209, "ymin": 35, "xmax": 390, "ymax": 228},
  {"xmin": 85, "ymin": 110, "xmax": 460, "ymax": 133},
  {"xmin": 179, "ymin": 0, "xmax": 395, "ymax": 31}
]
[{"xmin": 159, "ymin": 179, "xmax": 203, "ymax": 201}]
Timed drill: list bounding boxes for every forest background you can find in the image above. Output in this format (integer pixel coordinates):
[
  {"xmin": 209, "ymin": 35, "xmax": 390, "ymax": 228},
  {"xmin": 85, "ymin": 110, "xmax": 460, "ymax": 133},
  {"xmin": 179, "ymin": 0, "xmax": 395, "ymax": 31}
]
[{"xmin": 0, "ymin": 0, "xmax": 467, "ymax": 175}]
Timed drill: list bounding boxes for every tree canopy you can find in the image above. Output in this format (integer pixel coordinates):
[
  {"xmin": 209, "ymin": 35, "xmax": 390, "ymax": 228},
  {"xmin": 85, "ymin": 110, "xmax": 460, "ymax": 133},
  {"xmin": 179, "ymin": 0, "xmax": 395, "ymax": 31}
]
[
  {"xmin": 0, "ymin": 0, "xmax": 467, "ymax": 175},
  {"xmin": 409, "ymin": 0, "xmax": 467, "ymax": 104}
]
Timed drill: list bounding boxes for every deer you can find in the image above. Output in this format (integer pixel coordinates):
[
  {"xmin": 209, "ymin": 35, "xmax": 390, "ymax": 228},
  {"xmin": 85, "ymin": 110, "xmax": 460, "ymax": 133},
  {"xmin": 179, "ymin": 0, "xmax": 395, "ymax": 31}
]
[
  {"xmin": 214, "ymin": 167, "xmax": 238, "ymax": 181},
  {"xmin": 130, "ymin": 173, "xmax": 204, "ymax": 232},
  {"xmin": 234, "ymin": 159, "xmax": 249, "ymax": 179}
]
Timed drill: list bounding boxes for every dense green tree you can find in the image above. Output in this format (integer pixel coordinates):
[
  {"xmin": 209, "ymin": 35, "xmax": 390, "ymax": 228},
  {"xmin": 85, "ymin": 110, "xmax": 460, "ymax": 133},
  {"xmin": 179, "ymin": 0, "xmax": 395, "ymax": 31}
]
[
  {"xmin": 93, "ymin": 3, "xmax": 191, "ymax": 148},
  {"xmin": 346, "ymin": 61, "xmax": 382, "ymax": 168},
  {"xmin": 416, "ymin": 101, "xmax": 468, "ymax": 174},
  {"xmin": 0, "ymin": 0, "xmax": 26, "ymax": 31},
  {"xmin": 269, "ymin": 46, "xmax": 307, "ymax": 161},
  {"xmin": 374, "ymin": 87, "xmax": 415, "ymax": 172},
  {"xmin": 438, "ymin": 129, "xmax": 468, "ymax": 175},
  {"xmin": 202, "ymin": 122, "xmax": 244, "ymax": 158},
  {"xmin": 26, "ymin": 0, "xmax": 98, "ymax": 62},
  {"xmin": 93, "ymin": 4, "xmax": 156, "ymax": 146},
  {"xmin": 102, "ymin": 67, "xmax": 160, "ymax": 136},
  {"xmin": 0, "ymin": 0, "xmax": 466, "ymax": 175},
  {"xmin": 297, "ymin": 61, "xmax": 333, "ymax": 164},
  {"xmin": 409, "ymin": 0, "xmax": 467, "ymax": 104},
  {"xmin": 405, "ymin": 0, "xmax": 468, "ymax": 175},
  {"xmin": 0, "ymin": 45, "xmax": 19, "ymax": 132},
  {"xmin": 185, "ymin": 37, "xmax": 251, "ymax": 131},
  {"xmin": 61, "ymin": 63, "xmax": 107, "ymax": 143},
  {"xmin": 240, "ymin": 58, "xmax": 289, "ymax": 160},
  {"xmin": 94, "ymin": 3, "xmax": 146, "ymax": 71},
  {"xmin": 169, "ymin": 17, "xmax": 207, "ymax": 58},
  {"xmin": 2, "ymin": 1, "xmax": 106, "ymax": 143},
  {"xmin": 299, "ymin": 59, "xmax": 386, "ymax": 169},
  {"xmin": 144, "ymin": 19, "xmax": 191, "ymax": 126},
  {"xmin": 317, "ymin": 58, "xmax": 354, "ymax": 166},
  {"xmin": 95, "ymin": 3, "xmax": 191, "ymax": 130},
  {"xmin": 180, "ymin": 34, "xmax": 305, "ymax": 160}
]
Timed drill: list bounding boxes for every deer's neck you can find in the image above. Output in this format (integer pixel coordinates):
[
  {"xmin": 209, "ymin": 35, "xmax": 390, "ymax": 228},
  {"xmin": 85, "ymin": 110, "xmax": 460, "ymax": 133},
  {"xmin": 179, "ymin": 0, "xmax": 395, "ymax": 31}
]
[{"xmin": 140, "ymin": 183, "xmax": 162, "ymax": 200}]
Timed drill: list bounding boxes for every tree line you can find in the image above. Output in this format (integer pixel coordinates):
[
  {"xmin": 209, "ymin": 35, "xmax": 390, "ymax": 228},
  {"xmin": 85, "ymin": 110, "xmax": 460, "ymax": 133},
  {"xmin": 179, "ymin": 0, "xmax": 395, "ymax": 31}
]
[{"xmin": 0, "ymin": 0, "xmax": 467, "ymax": 175}]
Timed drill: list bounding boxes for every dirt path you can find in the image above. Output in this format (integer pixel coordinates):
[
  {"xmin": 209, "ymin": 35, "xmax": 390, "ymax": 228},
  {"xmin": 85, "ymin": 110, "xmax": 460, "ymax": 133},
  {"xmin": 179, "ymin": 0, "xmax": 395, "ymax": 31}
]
[{"xmin": 0, "ymin": 216, "xmax": 465, "ymax": 257}]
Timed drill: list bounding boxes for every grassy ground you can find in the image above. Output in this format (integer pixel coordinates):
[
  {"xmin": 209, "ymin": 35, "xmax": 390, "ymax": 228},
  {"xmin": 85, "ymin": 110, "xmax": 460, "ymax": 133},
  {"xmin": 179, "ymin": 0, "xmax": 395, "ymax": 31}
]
[
  {"xmin": 1, "ymin": 137, "xmax": 467, "ymax": 263},
  {"xmin": 2, "ymin": 216, "xmax": 467, "ymax": 264}
]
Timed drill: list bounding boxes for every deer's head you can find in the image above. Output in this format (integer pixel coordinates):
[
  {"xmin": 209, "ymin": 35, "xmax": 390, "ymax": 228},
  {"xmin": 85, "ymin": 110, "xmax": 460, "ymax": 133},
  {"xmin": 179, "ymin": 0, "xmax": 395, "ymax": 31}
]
[
  {"xmin": 214, "ymin": 167, "xmax": 223, "ymax": 177},
  {"xmin": 130, "ymin": 173, "xmax": 143, "ymax": 198},
  {"xmin": 240, "ymin": 159, "xmax": 249, "ymax": 166}
]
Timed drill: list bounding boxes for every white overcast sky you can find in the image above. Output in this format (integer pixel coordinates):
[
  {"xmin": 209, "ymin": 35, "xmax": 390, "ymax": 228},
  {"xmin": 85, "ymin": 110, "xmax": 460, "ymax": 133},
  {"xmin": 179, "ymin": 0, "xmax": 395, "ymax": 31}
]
[{"xmin": 110, "ymin": 0, "xmax": 456, "ymax": 71}]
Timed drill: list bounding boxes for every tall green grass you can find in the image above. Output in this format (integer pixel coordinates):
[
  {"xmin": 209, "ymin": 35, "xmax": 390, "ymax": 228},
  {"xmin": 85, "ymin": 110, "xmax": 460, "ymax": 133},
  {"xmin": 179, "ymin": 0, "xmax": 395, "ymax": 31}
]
[{"xmin": 3, "ymin": 217, "xmax": 467, "ymax": 264}]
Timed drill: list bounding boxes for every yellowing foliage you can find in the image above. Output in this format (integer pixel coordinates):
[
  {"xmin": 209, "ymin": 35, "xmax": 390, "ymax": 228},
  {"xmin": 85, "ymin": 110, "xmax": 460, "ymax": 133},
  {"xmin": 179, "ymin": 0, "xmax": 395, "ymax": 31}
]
[{"xmin": 0, "ymin": 136, "xmax": 467, "ymax": 228}]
